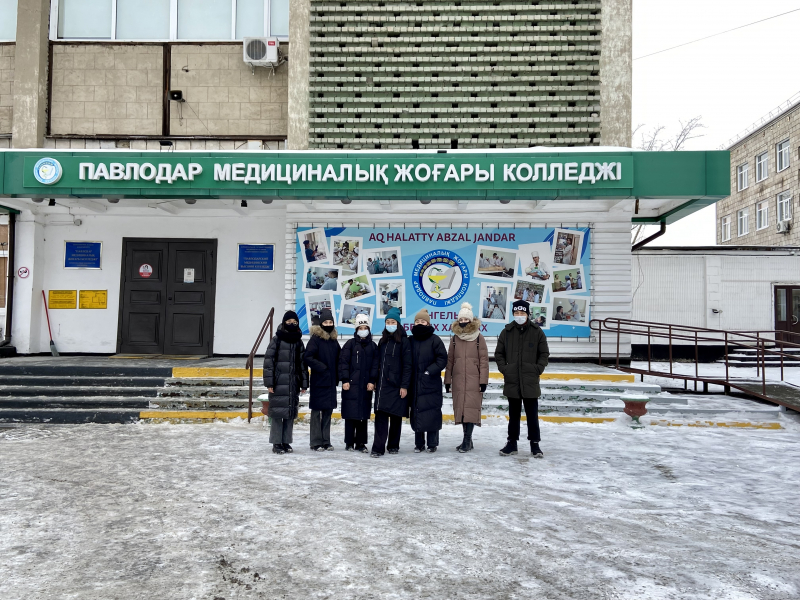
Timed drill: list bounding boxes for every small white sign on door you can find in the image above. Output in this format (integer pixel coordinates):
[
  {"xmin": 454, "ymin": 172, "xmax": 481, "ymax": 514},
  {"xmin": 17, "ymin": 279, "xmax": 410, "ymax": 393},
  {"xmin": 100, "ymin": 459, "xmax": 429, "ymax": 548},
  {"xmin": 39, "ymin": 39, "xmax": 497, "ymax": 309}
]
[{"xmin": 183, "ymin": 268, "xmax": 195, "ymax": 283}]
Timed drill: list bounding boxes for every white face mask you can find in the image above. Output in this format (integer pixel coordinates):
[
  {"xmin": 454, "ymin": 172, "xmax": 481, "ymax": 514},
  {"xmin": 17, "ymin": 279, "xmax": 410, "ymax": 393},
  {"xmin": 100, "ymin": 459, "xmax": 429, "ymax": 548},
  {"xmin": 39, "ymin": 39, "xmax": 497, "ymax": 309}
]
[
  {"xmin": 357, "ymin": 329, "xmax": 369, "ymax": 338},
  {"xmin": 386, "ymin": 324, "xmax": 397, "ymax": 333},
  {"xmin": 514, "ymin": 315, "xmax": 528, "ymax": 325}
]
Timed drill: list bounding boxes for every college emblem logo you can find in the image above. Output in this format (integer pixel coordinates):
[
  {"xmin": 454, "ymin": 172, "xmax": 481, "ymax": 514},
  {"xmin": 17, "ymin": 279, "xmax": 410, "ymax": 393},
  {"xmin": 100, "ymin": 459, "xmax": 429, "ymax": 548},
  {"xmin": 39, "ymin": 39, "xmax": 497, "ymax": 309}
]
[
  {"xmin": 33, "ymin": 158, "xmax": 63, "ymax": 185},
  {"xmin": 412, "ymin": 250, "xmax": 470, "ymax": 307}
]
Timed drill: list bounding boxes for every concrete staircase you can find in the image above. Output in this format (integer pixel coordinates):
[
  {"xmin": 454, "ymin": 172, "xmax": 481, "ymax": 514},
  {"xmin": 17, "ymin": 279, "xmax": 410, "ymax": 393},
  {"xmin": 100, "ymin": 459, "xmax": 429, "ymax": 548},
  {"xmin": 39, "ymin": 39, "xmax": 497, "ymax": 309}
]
[{"xmin": 718, "ymin": 347, "xmax": 800, "ymax": 367}]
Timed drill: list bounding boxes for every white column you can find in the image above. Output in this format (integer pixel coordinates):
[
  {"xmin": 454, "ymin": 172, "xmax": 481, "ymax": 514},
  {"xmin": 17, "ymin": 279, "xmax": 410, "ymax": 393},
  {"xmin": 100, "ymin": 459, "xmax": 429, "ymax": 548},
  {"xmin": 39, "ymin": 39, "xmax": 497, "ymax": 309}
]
[{"xmin": 11, "ymin": 214, "xmax": 45, "ymax": 353}]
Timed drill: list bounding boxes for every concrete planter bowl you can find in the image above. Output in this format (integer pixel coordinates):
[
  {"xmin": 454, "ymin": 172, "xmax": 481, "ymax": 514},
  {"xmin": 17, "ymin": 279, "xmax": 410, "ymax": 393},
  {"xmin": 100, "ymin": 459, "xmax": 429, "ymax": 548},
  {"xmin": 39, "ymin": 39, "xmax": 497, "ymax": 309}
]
[{"xmin": 620, "ymin": 394, "xmax": 650, "ymax": 428}]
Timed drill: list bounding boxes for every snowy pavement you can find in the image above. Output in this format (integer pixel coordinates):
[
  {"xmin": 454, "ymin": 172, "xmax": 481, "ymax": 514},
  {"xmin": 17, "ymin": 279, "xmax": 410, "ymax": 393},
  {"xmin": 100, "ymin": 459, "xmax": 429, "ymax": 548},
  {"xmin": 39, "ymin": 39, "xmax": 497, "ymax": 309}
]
[
  {"xmin": 2, "ymin": 419, "xmax": 800, "ymax": 600},
  {"xmin": 632, "ymin": 361, "xmax": 800, "ymax": 390}
]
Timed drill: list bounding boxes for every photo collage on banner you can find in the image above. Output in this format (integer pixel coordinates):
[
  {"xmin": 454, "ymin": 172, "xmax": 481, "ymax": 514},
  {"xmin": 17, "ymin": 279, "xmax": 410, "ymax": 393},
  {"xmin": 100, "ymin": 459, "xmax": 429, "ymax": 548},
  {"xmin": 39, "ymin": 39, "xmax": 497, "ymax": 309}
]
[{"xmin": 296, "ymin": 227, "xmax": 590, "ymax": 336}]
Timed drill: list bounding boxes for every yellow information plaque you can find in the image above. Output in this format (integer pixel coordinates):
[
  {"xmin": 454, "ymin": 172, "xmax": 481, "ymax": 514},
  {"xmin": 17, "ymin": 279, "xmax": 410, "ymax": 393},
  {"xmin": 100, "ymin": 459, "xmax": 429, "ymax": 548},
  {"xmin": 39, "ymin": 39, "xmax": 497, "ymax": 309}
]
[
  {"xmin": 79, "ymin": 290, "xmax": 108, "ymax": 309},
  {"xmin": 48, "ymin": 290, "xmax": 77, "ymax": 309}
]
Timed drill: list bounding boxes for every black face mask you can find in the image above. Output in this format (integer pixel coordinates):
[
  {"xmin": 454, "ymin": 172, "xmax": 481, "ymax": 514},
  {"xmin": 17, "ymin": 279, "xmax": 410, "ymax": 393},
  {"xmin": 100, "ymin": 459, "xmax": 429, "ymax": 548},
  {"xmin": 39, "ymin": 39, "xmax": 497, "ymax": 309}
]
[
  {"xmin": 321, "ymin": 324, "xmax": 335, "ymax": 333},
  {"xmin": 284, "ymin": 322, "xmax": 299, "ymax": 331}
]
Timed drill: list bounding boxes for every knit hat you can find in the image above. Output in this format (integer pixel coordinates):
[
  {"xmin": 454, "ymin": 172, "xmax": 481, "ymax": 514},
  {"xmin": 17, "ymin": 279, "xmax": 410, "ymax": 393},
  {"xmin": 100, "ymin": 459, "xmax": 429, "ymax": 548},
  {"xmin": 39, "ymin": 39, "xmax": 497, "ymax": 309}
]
[
  {"xmin": 457, "ymin": 302, "xmax": 474, "ymax": 321},
  {"xmin": 319, "ymin": 308, "xmax": 334, "ymax": 324},
  {"xmin": 414, "ymin": 308, "xmax": 431, "ymax": 324},
  {"xmin": 282, "ymin": 310, "xmax": 299, "ymax": 323},
  {"xmin": 355, "ymin": 313, "xmax": 370, "ymax": 328},
  {"xmin": 385, "ymin": 307, "xmax": 402, "ymax": 323},
  {"xmin": 511, "ymin": 299, "xmax": 530, "ymax": 315}
]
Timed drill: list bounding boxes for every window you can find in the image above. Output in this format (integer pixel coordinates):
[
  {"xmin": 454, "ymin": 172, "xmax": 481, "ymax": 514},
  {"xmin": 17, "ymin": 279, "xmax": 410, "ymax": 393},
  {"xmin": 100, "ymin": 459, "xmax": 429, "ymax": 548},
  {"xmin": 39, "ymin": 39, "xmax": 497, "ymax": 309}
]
[
  {"xmin": 721, "ymin": 215, "xmax": 731, "ymax": 242},
  {"xmin": 777, "ymin": 139, "xmax": 790, "ymax": 172},
  {"xmin": 755, "ymin": 152, "xmax": 768, "ymax": 182},
  {"xmin": 777, "ymin": 191, "xmax": 792, "ymax": 222},
  {"xmin": 736, "ymin": 163, "xmax": 749, "ymax": 191},
  {"xmin": 737, "ymin": 208, "xmax": 749, "ymax": 236},
  {"xmin": 53, "ymin": 0, "xmax": 289, "ymax": 40},
  {"xmin": 0, "ymin": 0, "xmax": 17, "ymax": 41},
  {"xmin": 756, "ymin": 201, "xmax": 768, "ymax": 230}
]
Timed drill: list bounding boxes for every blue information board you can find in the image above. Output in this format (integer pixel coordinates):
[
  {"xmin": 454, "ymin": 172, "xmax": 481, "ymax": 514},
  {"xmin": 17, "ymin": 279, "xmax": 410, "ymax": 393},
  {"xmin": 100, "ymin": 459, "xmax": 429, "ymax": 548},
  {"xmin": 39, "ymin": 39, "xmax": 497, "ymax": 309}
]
[
  {"xmin": 64, "ymin": 241, "xmax": 102, "ymax": 269},
  {"xmin": 238, "ymin": 244, "xmax": 274, "ymax": 271}
]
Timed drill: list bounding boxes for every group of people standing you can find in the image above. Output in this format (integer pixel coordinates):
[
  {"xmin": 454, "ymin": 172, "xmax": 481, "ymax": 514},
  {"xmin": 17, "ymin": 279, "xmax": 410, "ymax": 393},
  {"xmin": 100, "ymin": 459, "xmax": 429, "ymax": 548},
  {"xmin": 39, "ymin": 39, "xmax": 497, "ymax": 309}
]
[{"xmin": 263, "ymin": 298, "xmax": 550, "ymax": 458}]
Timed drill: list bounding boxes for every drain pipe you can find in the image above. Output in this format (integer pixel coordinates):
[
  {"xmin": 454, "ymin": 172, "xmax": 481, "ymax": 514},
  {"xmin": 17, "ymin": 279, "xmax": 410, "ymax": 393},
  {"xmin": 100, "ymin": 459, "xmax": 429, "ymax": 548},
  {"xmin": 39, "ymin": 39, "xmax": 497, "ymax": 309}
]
[
  {"xmin": 0, "ymin": 213, "xmax": 15, "ymax": 347},
  {"xmin": 632, "ymin": 221, "xmax": 667, "ymax": 252}
]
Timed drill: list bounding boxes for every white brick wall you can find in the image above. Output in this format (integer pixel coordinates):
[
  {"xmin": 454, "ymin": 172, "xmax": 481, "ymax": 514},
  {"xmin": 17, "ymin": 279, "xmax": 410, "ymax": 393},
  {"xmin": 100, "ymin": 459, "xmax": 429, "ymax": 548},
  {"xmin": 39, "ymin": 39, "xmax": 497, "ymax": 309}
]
[
  {"xmin": 0, "ymin": 45, "xmax": 14, "ymax": 134},
  {"xmin": 50, "ymin": 45, "xmax": 163, "ymax": 136}
]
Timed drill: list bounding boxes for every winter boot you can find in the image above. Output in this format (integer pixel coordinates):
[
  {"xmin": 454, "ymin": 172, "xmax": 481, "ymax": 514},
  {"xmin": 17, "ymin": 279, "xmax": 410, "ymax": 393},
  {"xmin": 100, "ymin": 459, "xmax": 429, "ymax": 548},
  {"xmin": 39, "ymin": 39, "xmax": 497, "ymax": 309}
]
[
  {"xmin": 346, "ymin": 444, "xmax": 355, "ymax": 451},
  {"xmin": 531, "ymin": 442, "xmax": 544, "ymax": 458},
  {"xmin": 499, "ymin": 440, "xmax": 518, "ymax": 456},
  {"xmin": 283, "ymin": 444, "xmax": 293, "ymax": 453},
  {"xmin": 456, "ymin": 423, "xmax": 467, "ymax": 451},
  {"xmin": 272, "ymin": 444, "xmax": 285, "ymax": 455},
  {"xmin": 356, "ymin": 444, "xmax": 369, "ymax": 453},
  {"xmin": 414, "ymin": 447, "xmax": 423, "ymax": 453},
  {"xmin": 313, "ymin": 445, "xmax": 326, "ymax": 452},
  {"xmin": 426, "ymin": 446, "xmax": 438, "ymax": 453},
  {"xmin": 388, "ymin": 448, "xmax": 399, "ymax": 455},
  {"xmin": 458, "ymin": 423, "xmax": 475, "ymax": 453},
  {"xmin": 324, "ymin": 444, "xmax": 335, "ymax": 451},
  {"xmin": 370, "ymin": 451, "xmax": 381, "ymax": 458}
]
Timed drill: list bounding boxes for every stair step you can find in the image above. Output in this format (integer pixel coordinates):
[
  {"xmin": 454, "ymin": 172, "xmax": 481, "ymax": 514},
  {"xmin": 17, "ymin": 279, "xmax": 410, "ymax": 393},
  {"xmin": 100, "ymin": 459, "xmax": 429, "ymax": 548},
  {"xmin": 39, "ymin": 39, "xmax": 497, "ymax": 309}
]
[
  {"xmin": 0, "ymin": 376, "xmax": 167, "ymax": 387},
  {"xmin": 0, "ymin": 365, "xmax": 173, "ymax": 377},
  {"xmin": 0, "ymin": 386, "xmax": 161, "ymax": 398},
  {"xmin": 0, "ymin": 407, "xmax": 142, "ymax": 424},
  {"xmin": 0, "ymin": 396, "xmax": 153, "ymax": 409}
]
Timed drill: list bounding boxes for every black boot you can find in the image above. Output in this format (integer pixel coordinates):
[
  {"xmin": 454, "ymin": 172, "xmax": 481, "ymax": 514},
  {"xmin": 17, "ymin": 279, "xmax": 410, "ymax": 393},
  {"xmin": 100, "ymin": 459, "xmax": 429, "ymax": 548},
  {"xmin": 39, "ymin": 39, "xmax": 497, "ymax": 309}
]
[
  {"xmin": 499, "ymin": 440, "xmax": 518, "ymax": 456},
  {"xmin": 531, "ymin": 442, "xmax": 543, "ymax": 458},
  {"xmin": 272, "ymin": 444, "xmax": 285, "ymax": 455},
  {"xmin": 458, "ymin": 423, "xmax": 475, "ymax": 453},
  {"xmin": 456, "ymin": 423, "xmax": 467, "ymax": 451}
]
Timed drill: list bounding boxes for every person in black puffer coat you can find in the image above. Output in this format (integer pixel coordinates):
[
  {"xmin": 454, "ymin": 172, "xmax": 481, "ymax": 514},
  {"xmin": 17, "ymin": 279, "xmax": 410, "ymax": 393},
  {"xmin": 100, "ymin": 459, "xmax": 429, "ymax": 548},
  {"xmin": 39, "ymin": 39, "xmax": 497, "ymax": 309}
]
[
  {"xmin": 304, "ymin": 308, "xmax": 341, "ymax": 451},
  {"xmin": 370, "ymin": 306, "xmax": 412, "ymax": 457},
  {"xmin": 263, "ymin": 310, "xmax": 308, "ymax": 455},
  {"xmin": 408, "ymin": 308, "xmax": 448, "ymax": 453},
  {"xmin": 338, "ymin": 313, "xmax": 379, "ymax": 452}
]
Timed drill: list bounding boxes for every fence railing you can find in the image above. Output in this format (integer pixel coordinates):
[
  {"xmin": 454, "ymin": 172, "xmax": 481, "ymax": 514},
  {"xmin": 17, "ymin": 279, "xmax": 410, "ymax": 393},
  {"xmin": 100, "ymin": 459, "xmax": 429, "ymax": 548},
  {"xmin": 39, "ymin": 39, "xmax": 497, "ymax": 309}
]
[
  {"xmin": 590, "ymin": 317, "xmax": 800, "ymax": 408},
  {"xmin": 245, "ymin": 308, "xmax": 275, "ymax": 423}
]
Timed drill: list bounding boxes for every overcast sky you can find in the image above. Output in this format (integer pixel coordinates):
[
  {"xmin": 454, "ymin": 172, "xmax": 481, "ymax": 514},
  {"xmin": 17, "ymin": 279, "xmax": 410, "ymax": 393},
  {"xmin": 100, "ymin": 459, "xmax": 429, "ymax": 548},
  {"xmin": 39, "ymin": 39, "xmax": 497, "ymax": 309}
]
[{"xmin": 632, "ymin": 0, "xmax": 800, "ymax": 245}]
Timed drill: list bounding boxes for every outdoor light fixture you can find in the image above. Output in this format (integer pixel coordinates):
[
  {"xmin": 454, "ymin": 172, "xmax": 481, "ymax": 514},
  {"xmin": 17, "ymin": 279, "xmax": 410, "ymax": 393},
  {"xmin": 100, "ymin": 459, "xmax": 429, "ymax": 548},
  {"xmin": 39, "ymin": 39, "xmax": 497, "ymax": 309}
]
[
  {"xmin": 261, "ymin": 199, "xmax": 273, "ymax": 204},
  {"xmin": 184, "ymin": 199, "xmax": 197, "ymax": 205},
  {"xmin": 48, "ymin": 199, "xmax": 56, "ymax": 206},
  {"xmin": 341, "ymin": 198, "xmax": 352, "ymax": 204},
  {"xmin": 169, "ymin": 91, "xmax": 185, "ymax": 102},
  {"xmin": 107, "ymin": 198, "xmax": 120, "ymax": 204},
  {"xmin": 159, "ymin": 141, "xmax": 173, "ymax": 147},
  {"xmin": 31, "ymin": 198, "xmax": 44, "ymax": 203},
  {"xmin": 499, "ymin": 199, "xmax": 511, "ymax": 204},
  {"xmin": 241, "ymin": 200, "xmax": 248, "ymax": 208},
  {"xmin": 420, "ymin": 199, "xmax": 432, "ymax": 204}
]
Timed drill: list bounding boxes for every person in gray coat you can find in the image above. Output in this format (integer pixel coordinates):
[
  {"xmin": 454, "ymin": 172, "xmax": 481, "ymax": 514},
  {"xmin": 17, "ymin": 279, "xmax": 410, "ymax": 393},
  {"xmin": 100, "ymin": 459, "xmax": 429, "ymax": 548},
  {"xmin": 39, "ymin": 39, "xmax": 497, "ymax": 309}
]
[{"xmin": 263, "ymin": 310, "xmax": 308, "ymax": 455}]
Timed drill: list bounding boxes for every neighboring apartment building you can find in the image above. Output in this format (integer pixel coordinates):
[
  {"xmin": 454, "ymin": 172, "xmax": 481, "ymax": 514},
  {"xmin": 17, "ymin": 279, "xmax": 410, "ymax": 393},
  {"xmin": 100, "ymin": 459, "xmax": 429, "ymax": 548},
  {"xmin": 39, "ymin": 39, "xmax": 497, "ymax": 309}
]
[{"xmin": 717, "ymin": 97, "xmax": 800, "ymax": 245}]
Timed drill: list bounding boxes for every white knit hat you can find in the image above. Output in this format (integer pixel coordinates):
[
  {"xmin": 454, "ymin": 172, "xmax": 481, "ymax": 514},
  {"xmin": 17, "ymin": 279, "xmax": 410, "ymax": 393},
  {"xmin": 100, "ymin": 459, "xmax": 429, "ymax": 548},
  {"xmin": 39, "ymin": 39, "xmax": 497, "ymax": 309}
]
[
  {"xmin": 355, "ymin": 313, "xmax": 370, "ymax": 327},
  {"xmin": 458, "ymin": 302, "xmax": 474, "ymax": 321}
]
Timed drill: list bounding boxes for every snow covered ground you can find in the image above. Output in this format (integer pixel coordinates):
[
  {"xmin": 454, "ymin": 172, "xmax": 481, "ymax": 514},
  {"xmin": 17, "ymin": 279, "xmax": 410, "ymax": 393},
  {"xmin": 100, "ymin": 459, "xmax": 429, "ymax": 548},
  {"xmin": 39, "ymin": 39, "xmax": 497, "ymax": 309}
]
[
  {"xmin": 632, "ymin": 361, "xmax": 800, "ymax": 392},
  {"xmin": 2, "ymin": 419, "xmax": 800, "ymax": 600}
]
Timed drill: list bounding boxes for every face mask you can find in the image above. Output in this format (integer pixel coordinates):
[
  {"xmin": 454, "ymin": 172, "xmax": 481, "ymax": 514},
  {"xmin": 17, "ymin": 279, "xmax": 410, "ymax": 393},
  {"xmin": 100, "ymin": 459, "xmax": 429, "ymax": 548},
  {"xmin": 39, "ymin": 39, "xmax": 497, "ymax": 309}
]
[
  {"xmin": 386, "ymin": 324, "xmax": 397, "ymax": 333},
  {"xmin": 285, "ymin": 322, "xmax": 299, "ymax": 330},
  {"xmin": 322, "ymin": 325, "xmax": 335, "ymax": 333},
  {"xmin": 514, "ymin": 315, "xmax": 528, "ymax": 325},
  {"xmin": 357, "ymin": 329, "xmax": 369, "ymax": 338},
  {"xmin": 458, "ymin": 320, "xmax": 470, "ymax": 326}
]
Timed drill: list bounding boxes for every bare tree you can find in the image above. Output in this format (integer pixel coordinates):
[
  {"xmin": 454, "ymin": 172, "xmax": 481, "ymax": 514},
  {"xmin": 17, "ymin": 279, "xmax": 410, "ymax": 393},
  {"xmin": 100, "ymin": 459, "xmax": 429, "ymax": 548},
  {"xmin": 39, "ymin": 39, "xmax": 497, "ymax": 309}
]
[{"xmin": 631, "ymin": 117, "xmax": 707, "ymax": 245}]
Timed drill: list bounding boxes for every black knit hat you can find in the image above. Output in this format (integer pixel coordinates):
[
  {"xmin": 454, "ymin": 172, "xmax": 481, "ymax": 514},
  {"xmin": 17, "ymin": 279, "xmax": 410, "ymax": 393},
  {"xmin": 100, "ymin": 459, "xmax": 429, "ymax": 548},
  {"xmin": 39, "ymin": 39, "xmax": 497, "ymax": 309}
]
[
  {"xmin": 319, "ymin": 309, "xmax": 334, "ymax": 324},
  {"xmin": 511, "ymin": 299, "xmax": 530, "ymax": 315},
  {"xmin": 282, "ymin": 310, "xmax": 299, "ymax": 324}
]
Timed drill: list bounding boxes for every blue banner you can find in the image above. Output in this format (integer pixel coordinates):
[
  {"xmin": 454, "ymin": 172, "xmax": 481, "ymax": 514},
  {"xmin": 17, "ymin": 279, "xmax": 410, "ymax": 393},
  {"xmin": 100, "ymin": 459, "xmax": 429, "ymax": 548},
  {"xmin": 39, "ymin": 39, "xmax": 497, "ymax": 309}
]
[
  {"xmin": 64, "ymin": 241, "xmax": 102, "ymax": 269},
  {"xmin": 296, "ymin": 226, "xmax": 590, "ymax": 337}
]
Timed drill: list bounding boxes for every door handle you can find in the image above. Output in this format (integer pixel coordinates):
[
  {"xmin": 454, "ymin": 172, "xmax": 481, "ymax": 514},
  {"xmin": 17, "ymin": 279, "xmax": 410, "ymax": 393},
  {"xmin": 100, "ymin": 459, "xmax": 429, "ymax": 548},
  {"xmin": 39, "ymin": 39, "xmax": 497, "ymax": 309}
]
[
  {"xmin": 168, "ymin": 297, "xmax": 173, "ymax": 301},
  {"xmin": 792, "ymin": 316, "xmax": 798, "ymax": 325}
]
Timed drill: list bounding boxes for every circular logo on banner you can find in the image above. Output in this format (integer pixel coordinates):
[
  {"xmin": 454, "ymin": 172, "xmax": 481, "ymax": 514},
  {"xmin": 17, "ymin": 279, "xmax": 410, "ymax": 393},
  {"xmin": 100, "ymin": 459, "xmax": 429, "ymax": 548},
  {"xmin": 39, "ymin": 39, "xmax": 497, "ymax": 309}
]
[
  {"xmin": 413, "ymin": 250, "xmax": 470, "ymax": 307},
  {"xmin": 33, "ymin": 158, "xmax": 63, "ymax": 185},
  {"xmin": 17, "ymin": 267, "xmax": 30, "ymax": 279},
  {"xmin": 138, "ymin": 264, "xmax": 153, "ymax": 278}
]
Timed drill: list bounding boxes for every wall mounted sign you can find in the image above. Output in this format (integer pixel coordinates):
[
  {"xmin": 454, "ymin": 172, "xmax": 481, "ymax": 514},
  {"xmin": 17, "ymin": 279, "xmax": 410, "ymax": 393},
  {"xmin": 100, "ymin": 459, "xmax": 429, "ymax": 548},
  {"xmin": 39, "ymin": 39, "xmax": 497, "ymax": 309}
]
[
  {"xmin": 138, "ymin": 264, "xmax": 153, "ymax": 278},
  {"xmin": 64, "ymin": 241, "xmax": 102, "ymax": 269},
  {"xmin": 17, "ymin": 266, "xmax": 29, "ymax": 279},
  {"xmin": 238, "ymin": 244, "xmax": 274, "ymax": 271},
  {"xmin": 183, "ymin": 268, "xmax": 195, "ymax": 283},
  {"xmin": 79, "ymin": 290, "xmax": 108, "ymax": 309},
  {"xmin": 296, "ymin": 226, "xmax": 591, "ymax": 337},
  {"xmin": 48, "ymin": 290, "xmax": 77, "ymax": 309}
]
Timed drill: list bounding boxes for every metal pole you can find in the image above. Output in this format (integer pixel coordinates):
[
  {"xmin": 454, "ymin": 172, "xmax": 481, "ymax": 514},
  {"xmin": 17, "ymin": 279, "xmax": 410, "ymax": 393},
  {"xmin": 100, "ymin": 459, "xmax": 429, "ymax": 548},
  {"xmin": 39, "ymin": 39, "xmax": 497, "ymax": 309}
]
[
  {"xmin": 694, "ymin": 331, "xmax": 699, "ymax": 392},
  {"xmin": 598, "ymin": 325, "xmax": 602, "ymax": 366},
  {"xmin": 647, "ymin": 325, "xmax": 651, "ymax": 373},
  {"xmin": 615, "ymin": 321, "xmax": 620, "ymax": 369},
  {"xmin": 725, "ymin": 332, "xmax": 729, "ymax": 384},
  {"xmin": 248, "ymin": 362, "xmax": 253, "ymax": 423},
  {"xmin": 780, "ymin": 340, "xmax": 784, "ymax": 381},
  {"xmin": 762, "ymin": 339, "xmax": 766, "ymax": 396},
  {"xmin": 669, "ymin": 325, "xmax": 673, "ymax": 375}
]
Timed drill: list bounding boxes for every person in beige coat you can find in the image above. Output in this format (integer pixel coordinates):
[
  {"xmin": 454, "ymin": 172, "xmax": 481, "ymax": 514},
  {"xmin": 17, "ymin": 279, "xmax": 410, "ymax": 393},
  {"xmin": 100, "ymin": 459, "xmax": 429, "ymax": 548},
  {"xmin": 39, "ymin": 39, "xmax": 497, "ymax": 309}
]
[{"xmin": 445, "ymin": 302, "xmax": 490, "ymax": 453}]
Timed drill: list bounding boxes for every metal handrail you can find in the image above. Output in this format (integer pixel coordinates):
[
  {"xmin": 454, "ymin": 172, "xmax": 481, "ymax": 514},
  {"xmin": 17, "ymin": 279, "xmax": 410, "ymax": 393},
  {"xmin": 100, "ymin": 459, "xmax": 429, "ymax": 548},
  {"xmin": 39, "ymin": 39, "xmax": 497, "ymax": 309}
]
[
  {"xmin": 245, "ymin": 308, "xmax": 275, "ymax": 423},
  {"xmin": 591, "ymin": 317, "xmax": 800, "ymax": 408}
]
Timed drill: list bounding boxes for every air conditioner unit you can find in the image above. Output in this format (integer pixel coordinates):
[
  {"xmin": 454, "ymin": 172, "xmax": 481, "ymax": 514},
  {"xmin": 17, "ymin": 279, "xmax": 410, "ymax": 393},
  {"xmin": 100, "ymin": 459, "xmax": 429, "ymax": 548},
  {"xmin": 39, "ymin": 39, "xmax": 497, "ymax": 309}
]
[
  {"xmin": 243, "ymin": 37, "xmax": 279, "ymax": 67},
  {"xmin": 777, "ymin": 220, "xmax": 792, "ymax": 233}
]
